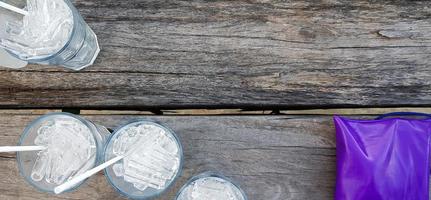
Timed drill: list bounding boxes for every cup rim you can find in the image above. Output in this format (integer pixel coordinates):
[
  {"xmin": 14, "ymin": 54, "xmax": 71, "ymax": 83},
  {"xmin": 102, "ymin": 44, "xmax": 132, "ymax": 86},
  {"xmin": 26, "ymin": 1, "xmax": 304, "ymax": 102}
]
[
  {"xmin": 103, "ymin": 120, "xmax": 184, "ymax": 200},
  {"xmin": 16, "ymin": 112, "xmax": 102, "ymax": 194},
  {"xmin": 175, "ymin": 171, "xmax": 248, "ymax": 200}
]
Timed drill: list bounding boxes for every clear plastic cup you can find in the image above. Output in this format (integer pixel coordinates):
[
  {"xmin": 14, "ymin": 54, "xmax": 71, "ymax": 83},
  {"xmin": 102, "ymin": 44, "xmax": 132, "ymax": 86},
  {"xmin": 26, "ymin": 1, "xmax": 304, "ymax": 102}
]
[
  {"xmin": 104, "ymin": 120, "xmax": 183, "ymax": 199},
  {"xmin": 0, "ymin": 48, "xmax": 27, "ymax": 68},
  {"xmin": 16, "ymin": 112, "xmax": 109, "ymax": 193},
  {"xmin": 176, "ymin": 172, "xmax": 248, "ymax": 200},
  {"xmin": 0, "ymin": 0, "xmax": 100, "ymax": 70}
]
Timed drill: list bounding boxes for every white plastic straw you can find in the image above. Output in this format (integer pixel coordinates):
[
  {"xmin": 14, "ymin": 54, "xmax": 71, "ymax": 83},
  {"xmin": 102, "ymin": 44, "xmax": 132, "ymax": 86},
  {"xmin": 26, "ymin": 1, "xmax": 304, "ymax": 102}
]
[
  {"xmin": 54, "ymin": 155, "xmax": 125, "ymax": 194},
  {"xmin": 54, "ymin": 136, "xmax": 148, "ymax": 194},
  {"xmin": 0, "ymin": 1, "xmax": 28, "ymax": 15},
  {"xmin": 0, "ymin": 145, "xmax": 46, "ymax": 152}
]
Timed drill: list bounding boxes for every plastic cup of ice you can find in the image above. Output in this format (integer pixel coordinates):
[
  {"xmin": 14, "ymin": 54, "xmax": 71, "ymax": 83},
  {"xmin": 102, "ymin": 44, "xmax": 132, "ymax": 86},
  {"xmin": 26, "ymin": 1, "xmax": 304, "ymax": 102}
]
[
  {"xmin": 104, "ymin": 120, "xmax": 183, "ymax": 199},
  {"xmin": 16, "ymin": 112, "xmax": 109, "ymax": 193},
  {"xmin": 176, "ymin": 172, "xmax": 248, "ymax": 200},
  {"xmin": 0, "ymin": 0, "xmax": 100, "ymax": 70}
]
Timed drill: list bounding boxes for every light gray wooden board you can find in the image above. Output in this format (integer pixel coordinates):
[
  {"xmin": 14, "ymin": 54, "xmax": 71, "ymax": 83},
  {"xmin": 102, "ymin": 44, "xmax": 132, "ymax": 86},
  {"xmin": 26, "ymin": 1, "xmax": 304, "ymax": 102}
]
[
  {"xmin": 1, "ymin": 0, "xmax": 431, "ymax": 108},
  {"xmin": 0, "ymin": 113, "xmax": 336, "ymax": 200}
]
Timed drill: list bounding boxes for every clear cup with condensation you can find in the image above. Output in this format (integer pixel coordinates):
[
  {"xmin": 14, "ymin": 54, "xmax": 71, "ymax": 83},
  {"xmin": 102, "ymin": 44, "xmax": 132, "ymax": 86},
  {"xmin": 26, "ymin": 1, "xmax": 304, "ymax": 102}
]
[
  {"xmin": 0, "ymin": 0, "xmax": 100, "ymax": 70},
  {"xmin": 16, "ymin": 112, "xmax": 109, "ymax": 193},
  {"xmin": 176, "ymin": 172, "xmax": 248, "ymax": 200},
  {"xmin": 104, "ymin": 120, "xmax": 183, "ymax": 199}
]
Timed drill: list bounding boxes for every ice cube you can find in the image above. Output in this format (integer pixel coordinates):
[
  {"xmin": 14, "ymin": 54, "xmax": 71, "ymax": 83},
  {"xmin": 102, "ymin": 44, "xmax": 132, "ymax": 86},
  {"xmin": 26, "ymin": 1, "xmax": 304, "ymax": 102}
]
[
  {"xmin": 124, "ymin": 157, "xmax": 171, "ymax": 180},
  {"xmin": 124, "ymin": 174, "xmax": 161, "ymax": 190},
  {"xmin": 113, "ymin": 163, "xmax": 125, "ymax": 177},
  {"xmin": 70, "ymin": 153, "xmax": 96, "ymax": 179},
  {"xmin": 127, "ymin": 126, "xmax": 139, "ymax": 137},
  {"xmin": 133, "ymin": 183, "xmax": 148, "ymax": 191},
  {"xmin": 123, "ymin": 164, "xmax": 168, "ymax": 189},
  {"xmin": 34, "ymin": 133, "xmax": 48, "ymax": 146},
  {"xmin": 113, "ymin": 134, "xmax": 131, "ymax": 155},
  {"xmin": 45, "ymin": 148, "xmax": 61, "ymax": 184},
  {"xmin": 6, "ymin": 21, "xmax": 23, "ymax": 35},
  {"xmin": 31, "ymin": 150, "xmax": 48, "ymax": 181}
]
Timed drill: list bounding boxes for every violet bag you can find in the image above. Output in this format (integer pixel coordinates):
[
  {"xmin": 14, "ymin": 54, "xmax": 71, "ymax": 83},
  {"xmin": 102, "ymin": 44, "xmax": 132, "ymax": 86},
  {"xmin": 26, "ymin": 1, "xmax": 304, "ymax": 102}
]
[{"xmin": 334, "ymin": 112, "xmax": 431, "ymax": 200}]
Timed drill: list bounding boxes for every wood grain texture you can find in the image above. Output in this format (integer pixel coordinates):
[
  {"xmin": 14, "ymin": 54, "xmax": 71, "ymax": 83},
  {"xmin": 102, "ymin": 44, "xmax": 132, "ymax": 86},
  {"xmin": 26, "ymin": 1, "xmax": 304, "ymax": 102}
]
[
  {"xmin": 0, "ymin": 0, "xmax": 430, "ymax": 109},
  {"xmin": 0, "ymin": 113, "xmax": 336, "ymax": 200}
]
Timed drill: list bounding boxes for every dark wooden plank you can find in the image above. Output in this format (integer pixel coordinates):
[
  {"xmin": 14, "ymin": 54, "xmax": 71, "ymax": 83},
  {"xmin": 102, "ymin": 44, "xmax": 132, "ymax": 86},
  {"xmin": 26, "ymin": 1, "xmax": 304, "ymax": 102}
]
[
  {"xmin": 0, "ymin": 112, "xmax": 336, "ymax": 200},
  {"xmin": 1, "ymin": 0, "xmax": 431, "ymax": 109}
]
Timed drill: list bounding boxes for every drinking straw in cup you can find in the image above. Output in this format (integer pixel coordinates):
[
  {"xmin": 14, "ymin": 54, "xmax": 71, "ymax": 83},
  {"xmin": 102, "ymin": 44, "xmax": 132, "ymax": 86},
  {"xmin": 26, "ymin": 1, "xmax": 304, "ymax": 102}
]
[
  {"xmin": 54, "ymin": 120, "xmax": 183, "ymax": 197},
  {"xmin": 16, "ymin": 112, "xmax": 109, "ymax": 193},
  {"xmin": 103, "ymin": 120, "xmax": 183, "ymax": 199},
  {"xmin": 0, "ymin": 0, "xmax": 100, "ymax": 70}
]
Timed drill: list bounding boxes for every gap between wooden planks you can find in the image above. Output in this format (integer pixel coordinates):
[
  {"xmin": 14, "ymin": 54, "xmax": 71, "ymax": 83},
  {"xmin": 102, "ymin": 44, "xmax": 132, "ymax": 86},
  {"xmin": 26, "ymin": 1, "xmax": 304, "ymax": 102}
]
[
  {"xmin": 0, "ymin": 107, "xmax": 430, "ymax": 115},
  {"xmin": 83, "ymin": 107, "xmax": 431, "ymax": 115}
]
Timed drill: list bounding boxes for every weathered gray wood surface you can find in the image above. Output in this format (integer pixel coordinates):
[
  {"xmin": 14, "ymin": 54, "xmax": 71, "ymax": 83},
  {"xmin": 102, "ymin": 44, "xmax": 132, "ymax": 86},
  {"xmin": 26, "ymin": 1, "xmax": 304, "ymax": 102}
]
[
  {"xmin": 0, "ymin": 0, "xmax": 430, "ymax": 109},
  {"xmin": 0, "ymin": 112, "xmax": 336, "ymax": 200}
]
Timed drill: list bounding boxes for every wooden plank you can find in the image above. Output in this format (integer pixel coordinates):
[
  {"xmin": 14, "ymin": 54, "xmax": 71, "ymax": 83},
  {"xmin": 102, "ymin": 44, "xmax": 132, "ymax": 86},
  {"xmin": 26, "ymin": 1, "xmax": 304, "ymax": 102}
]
[
  {"xmin": 1, "ymin": 0, "xmax": 431, "ymax": 109},
  {"xmin": 0, "ymin": 113, "xmax": 336, "ymax": 199}
]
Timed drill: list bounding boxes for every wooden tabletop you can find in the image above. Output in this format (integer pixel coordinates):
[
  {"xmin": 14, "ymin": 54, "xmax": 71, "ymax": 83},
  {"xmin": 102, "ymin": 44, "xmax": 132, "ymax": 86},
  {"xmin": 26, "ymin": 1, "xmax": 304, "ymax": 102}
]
[
  {"xmin": 1, "ymin": 0, "xmax": 430, "ymax": 199},
  {"xmin": 0, "ymin": 0, "xmax": 430, "ymax": 109},
  {"xmin": 0, "ymin": 111, "xmax": 336, "ymax": 200}
]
